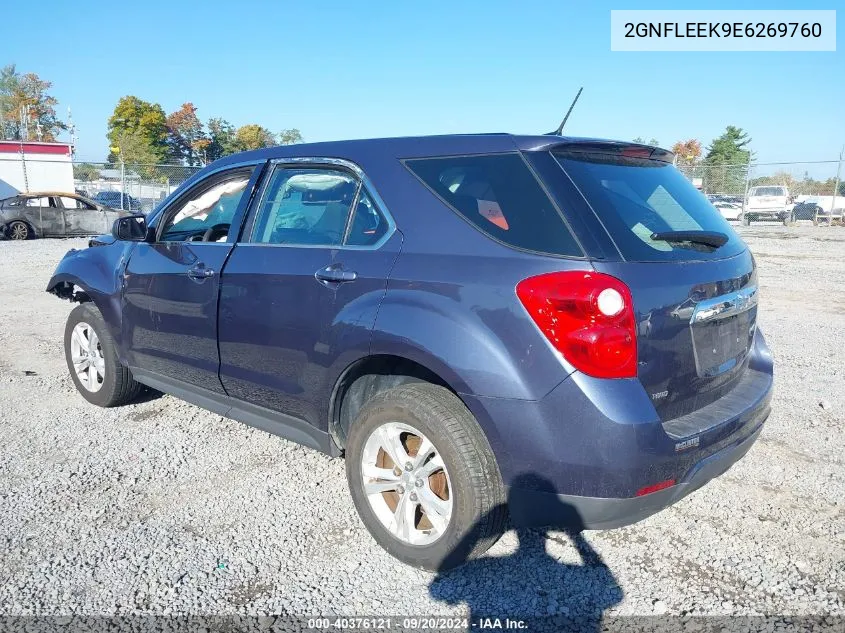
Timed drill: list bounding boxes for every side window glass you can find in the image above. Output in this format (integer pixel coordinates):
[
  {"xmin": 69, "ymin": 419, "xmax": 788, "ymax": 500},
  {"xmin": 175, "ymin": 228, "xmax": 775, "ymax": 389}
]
[
  {"xmin": 160, "ymin": 169, "xmax": 253, "ymax": 242},
  {"xmin": 26, "ymin": 197, "xmax": 49, "ymax": 207},
  {"xmin": 406, "ymin": 154, "xmax": 582, "ymax": 257},
  {"xmin": 252, "ymin": 167, "xmax": 357, "ymax": 246},
  {"xmin": 345, "ymin": 189, "xmax": 388, "ymax": 246},
  {"xmin": 61, "ymin": 196, "xmax": 94, "ymax": 210}
]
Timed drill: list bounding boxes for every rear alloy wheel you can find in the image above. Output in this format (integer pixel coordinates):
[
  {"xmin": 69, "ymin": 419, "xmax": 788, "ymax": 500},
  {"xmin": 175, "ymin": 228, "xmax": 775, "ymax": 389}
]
[
  {"xmin": 345, "ymin": 383, "xmax": 507, "ymax": 571},
  {"xmin": 8, "ymin": 221, "xmax": 30, "ymax": 240},
  {"xmin": 360, "ymin": 421, "xmax": 454, "ymax": 545}
]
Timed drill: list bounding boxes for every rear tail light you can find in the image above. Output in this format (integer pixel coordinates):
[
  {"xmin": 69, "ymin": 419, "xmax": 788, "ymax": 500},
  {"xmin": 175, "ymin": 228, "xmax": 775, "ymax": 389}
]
[{"xmin": 516, "ymin": 271, "xmax": 637, "ymax": 379}]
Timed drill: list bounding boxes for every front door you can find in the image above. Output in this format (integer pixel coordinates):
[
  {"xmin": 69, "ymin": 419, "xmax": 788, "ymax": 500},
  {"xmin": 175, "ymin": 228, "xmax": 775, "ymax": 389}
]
[
  {"xmin": 60, "ymin": 196, "xmax": 111, "ymax": 235},
  {"xmin": 122, "ymin": 164, "xmax": 262, "ymax": 392}
]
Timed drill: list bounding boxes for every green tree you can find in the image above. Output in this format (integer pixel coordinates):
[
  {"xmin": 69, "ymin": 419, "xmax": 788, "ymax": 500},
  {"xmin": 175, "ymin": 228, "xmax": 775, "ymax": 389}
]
[
  {"xmin": 702, "ymin": 126, "xmax": 754, "ymax": 194},
  {"xmin": 115, "ymin": 130, "xmax": 166, "ymax": 178},
  {"xmin": 632, "ymin": 137, "xmax": 659, "ymax": 146},
  {"xmin": 166, "ymin": 102, "xmax": 207, "ymax": 166},
  {"xmin": 234, "ymin": 124, "xmax": 276, "ymax": 151},
  {"xmin": 0, "ymin": 64, "xmax": 66, "ymax": 141},
  {"xmin": 278, "ymin": 128, "xmax": 303, "ymax": 145},
  {"xmin": 107, "ymin": 96, "xmax": 168, "ymax": 164},
  {"xmin": 705, "ymin": 126, "xmax": 753, "ymax": 165},
  {"xmin": 72, "ymin": 163, "xmax": 100, "ymax": 181},
  {"xmin": 206, "ymin": 117, "xmax": 238, "ymax": 161}
]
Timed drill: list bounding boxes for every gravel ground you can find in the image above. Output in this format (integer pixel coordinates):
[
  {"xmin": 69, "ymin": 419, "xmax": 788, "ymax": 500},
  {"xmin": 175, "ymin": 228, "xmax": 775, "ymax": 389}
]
[{"xmin": 0, "ymin": 227, "xmax": 843, "ymax": 625}]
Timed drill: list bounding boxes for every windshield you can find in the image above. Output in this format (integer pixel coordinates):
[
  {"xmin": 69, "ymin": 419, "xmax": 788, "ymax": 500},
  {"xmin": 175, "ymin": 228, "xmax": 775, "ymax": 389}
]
[
  {"xmin": 554, "ymin": 151, "xmax": 745, "ymax": 262},
  {"xmin": 749, "ymin": 186, "xmax": 786, "ymax": 197}
]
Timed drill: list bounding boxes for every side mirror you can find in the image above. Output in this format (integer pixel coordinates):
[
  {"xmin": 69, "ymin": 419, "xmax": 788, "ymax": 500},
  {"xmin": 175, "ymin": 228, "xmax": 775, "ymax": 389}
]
[{"xmin": 112, "ymin": 215, "xmax": 148, "ymax": 241}]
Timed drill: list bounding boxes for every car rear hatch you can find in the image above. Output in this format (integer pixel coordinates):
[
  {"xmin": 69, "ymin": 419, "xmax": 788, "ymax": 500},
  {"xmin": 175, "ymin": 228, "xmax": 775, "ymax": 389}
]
[
  {"xmin": 749, "ymin": 197, "xmax": 784, "ymax": 210},
  {"xmin": 748, "ymin": 188, "xmax": 787, "ymax": 210},
  {"xmin": 548, "ymin": 144, "xmax": 759, "ymax": 423}
]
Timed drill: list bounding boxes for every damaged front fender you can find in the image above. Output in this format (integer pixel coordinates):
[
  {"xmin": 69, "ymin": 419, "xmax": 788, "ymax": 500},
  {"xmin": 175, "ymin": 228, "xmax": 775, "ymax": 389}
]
[{"xmin": 46, "ymin": 239, "xmax": 136, "ymax": 349}]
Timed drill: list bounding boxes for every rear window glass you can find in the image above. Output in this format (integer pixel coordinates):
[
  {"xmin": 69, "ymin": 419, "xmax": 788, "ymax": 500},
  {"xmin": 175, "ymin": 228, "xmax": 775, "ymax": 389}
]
[
  {"xmin": 405, "ymin": 153, "xmax": 581, "ymax": 257},
  {"xmin": 554, "ymin": 152, "xmax": 745, "ymax": 262},
  {"xmin": 749, "ymin": 186, "xmax": 786, "ymax": 197}
]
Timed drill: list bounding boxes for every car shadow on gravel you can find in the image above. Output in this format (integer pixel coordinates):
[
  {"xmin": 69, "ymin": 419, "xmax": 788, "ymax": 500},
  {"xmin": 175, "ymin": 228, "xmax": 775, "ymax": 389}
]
[
  {"xmin": 429, "ymin": 474, "xmax": 622, "ymax": 632},
  {"xmin": 130, "ymin": 387, "xmax": 166, "ymax": 406}
]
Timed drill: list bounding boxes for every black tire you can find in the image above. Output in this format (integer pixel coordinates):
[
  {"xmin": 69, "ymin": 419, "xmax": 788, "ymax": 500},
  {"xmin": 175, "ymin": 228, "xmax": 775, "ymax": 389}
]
[
  {"xmin": 345, "ymin": 383, "xmax": 507, "ymax": 571},
  {"xmin": 740, "ymin": 213, "xmax": 751, "ymax": 226},
  {"xmin": 783, "ymin": 212, "xmax": 794, "ymax": 226},
  {"xmin": 7, "ymin": 220, "xmax": 31, "ymax": 240},
  {"xmin": 64, "ymin": 303, "xmax": 144, "ymax": 407}
]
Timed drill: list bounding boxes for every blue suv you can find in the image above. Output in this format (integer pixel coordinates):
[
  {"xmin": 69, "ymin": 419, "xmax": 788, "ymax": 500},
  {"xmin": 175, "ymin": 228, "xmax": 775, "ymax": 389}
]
[{"xmin": 47, "ymin": 135, "xmax": 773, "ymax": 570}]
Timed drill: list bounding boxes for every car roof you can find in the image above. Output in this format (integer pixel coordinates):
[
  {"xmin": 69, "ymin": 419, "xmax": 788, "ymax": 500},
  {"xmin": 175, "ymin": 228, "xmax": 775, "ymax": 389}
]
[
  {"xmin": 12, "ymin": 191, "xmax": 85, "ymax": 198},
  {"xmin": 212, "ymin": 133, "xmax": 671, "ymax": 169},
  {"xmin": 0, "ymin": 191, "xmax": 102, "ymax": 205}
]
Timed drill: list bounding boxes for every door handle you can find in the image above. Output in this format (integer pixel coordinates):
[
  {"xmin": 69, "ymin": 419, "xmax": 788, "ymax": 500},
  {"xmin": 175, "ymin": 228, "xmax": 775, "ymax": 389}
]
[
  {"xmin": 187, "ymin": 264, "xmax": 215, "ymax": 280},
  {"xmin": 315, "ymin": 265, "xmax": 358, "ymax": 284}
]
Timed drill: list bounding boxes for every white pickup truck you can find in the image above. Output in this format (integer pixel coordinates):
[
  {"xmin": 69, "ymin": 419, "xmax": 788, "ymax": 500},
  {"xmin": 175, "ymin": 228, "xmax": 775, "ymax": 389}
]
[{"xmin": 741, "ymin": 186, "xmax": 795, "ymax": 225}]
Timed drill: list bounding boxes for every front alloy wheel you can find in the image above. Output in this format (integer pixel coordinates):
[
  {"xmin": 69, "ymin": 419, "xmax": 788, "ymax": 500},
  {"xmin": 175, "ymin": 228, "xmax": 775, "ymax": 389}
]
[
  {"xmin": 361, "ymin": 422, "xmax": 453, "ymax": 545},
  {"xmin": 64, "ymin": 303, "xmax": 144, "ymax": 407},
  {"xmin": 69, "ymin": 322, "xmax": 106, "ymax": 392}
]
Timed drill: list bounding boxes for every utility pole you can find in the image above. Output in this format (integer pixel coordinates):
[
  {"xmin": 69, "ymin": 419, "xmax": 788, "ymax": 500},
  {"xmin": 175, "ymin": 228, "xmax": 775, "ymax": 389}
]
[
  {"xmin": 742, "ymin": 162, "xmax": 753, "ymax": 213},
  {"xmin": 832, "ymin": 145, "xmax": 843, "ymax": 219},
  {"xmin": 19, "ymin": 104, "xmax": 29, "ymax": 141},
  {"xmin": 67, "ymin": 107, "xmax": 77, "ymax": 158}
]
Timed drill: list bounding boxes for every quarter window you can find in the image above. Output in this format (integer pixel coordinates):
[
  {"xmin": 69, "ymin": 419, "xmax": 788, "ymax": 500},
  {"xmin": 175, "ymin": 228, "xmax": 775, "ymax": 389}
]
[
  {"xmin": 345, "ymin": 189, "xmax": 389, "ymax": 246},
  {"xmin": 251, "ymin": 167, "xmax": 358, "ymax": 246},
  {"xmin": 405, "ymin": 153, "xmax": 581, "ymax": 257}
]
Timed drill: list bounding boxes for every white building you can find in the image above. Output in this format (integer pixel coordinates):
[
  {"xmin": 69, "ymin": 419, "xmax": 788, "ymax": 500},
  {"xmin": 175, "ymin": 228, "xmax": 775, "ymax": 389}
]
[{"xmin": 0, "ymin": 141, "xmax": 75, "ymax": 199}]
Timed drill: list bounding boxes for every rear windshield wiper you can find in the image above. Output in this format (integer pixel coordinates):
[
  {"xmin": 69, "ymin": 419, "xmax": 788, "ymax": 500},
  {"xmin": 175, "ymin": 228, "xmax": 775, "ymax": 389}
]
[{"xmin": 650, "ymin": 230, "xmax": 728, "ymax": 248}]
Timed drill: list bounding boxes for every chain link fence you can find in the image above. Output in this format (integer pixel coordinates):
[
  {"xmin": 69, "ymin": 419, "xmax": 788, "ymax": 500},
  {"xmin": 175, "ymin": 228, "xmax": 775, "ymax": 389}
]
[
  {"xmin": 677, "ymin": 158, "xmax": 844, "ymax": 224},
  {"xmin": 71, "ymin": 161, "xmax": 202, "ymax": 213}
]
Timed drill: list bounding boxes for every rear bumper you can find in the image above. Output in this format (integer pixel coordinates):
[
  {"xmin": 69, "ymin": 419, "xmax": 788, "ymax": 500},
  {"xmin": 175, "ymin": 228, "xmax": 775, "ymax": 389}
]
[
  {"xmin": 461, "ymin": 329, "xmax": 773, "ymax": 530},
  {"xmin": 507, "ymin": 422, "xmax": 763, "ymax": 529},
  {"xmin": 745, "ymin": 209, "xmax": 790, "ymax": 219}
]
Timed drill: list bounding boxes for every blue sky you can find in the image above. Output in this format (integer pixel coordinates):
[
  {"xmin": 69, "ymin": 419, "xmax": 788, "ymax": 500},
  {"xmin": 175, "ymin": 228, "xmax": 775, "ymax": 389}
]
[{"xmin": 4, "ymin": 0, "xmax": 843, "ymax": 173}]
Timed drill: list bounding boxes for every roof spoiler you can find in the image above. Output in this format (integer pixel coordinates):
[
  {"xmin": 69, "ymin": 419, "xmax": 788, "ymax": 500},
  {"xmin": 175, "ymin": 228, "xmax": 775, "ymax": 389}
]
[{"xmin": 550, "ymin": 140, "xmax": 675, "ymax": 164}]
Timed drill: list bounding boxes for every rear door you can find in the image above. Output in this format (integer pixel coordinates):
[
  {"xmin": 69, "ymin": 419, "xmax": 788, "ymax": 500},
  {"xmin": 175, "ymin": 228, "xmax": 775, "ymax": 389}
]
[
  {"xmin": 122, "ymin": 164, "xmax": 262, "ymax": 392},
  {"xmin": 217, "ymin": 160, "xmax": 400, "ymax": 429},
  {"xmin": 550, "ymin": 147, "xmax": 757, "ymax": 421}
]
